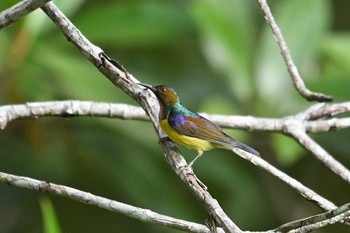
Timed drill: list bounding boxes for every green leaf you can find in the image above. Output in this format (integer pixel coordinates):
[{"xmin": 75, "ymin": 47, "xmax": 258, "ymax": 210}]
[{"xmin": 40, "ymin": 197, "xmax": 62, "ymax": 233}]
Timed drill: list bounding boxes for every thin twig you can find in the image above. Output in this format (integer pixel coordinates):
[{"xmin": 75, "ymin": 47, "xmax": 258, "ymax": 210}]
[
  {"xmin": 0, "ymin": 0, "xmax": 51, "ymax": 29},
  {"xmin": 256, "ymin": 0, "xmax": 333, "ymax": 102},
  {"xmin": 274, "ymin": 202, "xmax": 350, "ymax": 233}
]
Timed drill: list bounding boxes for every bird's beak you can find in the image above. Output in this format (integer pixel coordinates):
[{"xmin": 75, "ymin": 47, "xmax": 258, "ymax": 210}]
[{"xmin": 138, "ymin": 83, "xmax": 156, "ymax": 92}]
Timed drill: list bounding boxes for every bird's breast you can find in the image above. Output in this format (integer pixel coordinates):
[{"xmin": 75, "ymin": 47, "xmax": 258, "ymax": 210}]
[{"xmin": 160, "ymin": 119, "xmax": 214, "ymax": 152}]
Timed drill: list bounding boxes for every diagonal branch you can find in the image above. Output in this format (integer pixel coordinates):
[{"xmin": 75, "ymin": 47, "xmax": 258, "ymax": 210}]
[
  {"xmin": 274, "ymin": 202, "xmax": 350, "ymax": 233},
  {"xmin": 256, "ymin": 0, "xmax": 332, "ymax": 102},
  {"xmin": 0, "ymin": 0, "xmax": 51, "ymax": 29},
  {"xmin": 40, "ymin": 2, "xmax": 241, "ymax": 232},
  {"xmin": 231, "ymin": 148, "xmax": 337, "ymax": 211},
  {"xmin": 0, "ymin": 1, "xmax": 348, "ymax": 232},
  {"xmin": 0, "ymin": 170, "xmax": 348, "ymax": 233},
  {"xmin": 0, "ymin": 171, "xmax": 222, "ymax": 233},
  {"xmin": 287, "ymin": 125, "xmax": 350, "ymax": 183}
]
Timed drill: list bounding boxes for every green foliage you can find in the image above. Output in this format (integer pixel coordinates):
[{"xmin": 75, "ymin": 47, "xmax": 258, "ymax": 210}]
[
  {"xmin": 1, "ymin": 0, "xmax": 349, "ymax": 232},
  {"xmin": 74, "ymin": 1, "xmax": 193, "ymax": 47},
  {"xmin": 40, "ymin": 197, "xmax": 62, "ymax": 233}
]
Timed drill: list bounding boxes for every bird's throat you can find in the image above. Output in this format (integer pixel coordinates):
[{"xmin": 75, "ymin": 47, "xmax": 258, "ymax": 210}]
[{"xmin": 158, "ymin": 103, "xmax": 170, "ymax": 121}]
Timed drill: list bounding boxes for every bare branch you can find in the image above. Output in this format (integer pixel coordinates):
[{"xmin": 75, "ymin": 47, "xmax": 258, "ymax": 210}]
[
  {"xmin": 1, "ymin": 170, "xmax": 347, "ymax": 233},
  {"xmin": 231, "ymin": 148, "xmax": 337, "ymax": 211},
  {"xmin": 2, "ymin": 101, "xmax": 349, "ymax": 132},
  {"xmin": 274, "ymin": 202, "xmax": 350, "ymax": 233},
  {"xmin": 256, "ymin": 0, "xmax": 333, "ymax": 102},
  {"xmin": 1, "ymin": 100, "xmax": 349, "ymax": 185},
  {"xmin": 287, "ymin": 126, "xmax": 350, "ymax": 183},
  {"xmin": 0, "ymin": 1, "xmax": 347, "ymax": 232},
  {"xmin": 0, "ymin": 101, "xmax": 350, "ymax": 198},
  {"xmin": 0, "ymin": 0, "xmax": 51, "ymax": 29},
  {"xmin": 0, "ymin": 171, "xmax": 222, "ymax": 233},
  {"xmin": 40, "ymin": 3, "xmax": 139, "ymax": 99},
  {"xmin": 40, "ymin": 3, "xmax": 241, "ymax": 232},
  {"xmin": 0, "ymin": 101, "xmax": 148, "ymax": 129},
  {"xmin": 302, "ymin": 102, "xmax": 350, "ymax": 120}
]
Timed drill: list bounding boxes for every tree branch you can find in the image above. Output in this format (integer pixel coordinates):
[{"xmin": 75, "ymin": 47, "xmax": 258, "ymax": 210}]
[
  {"xmin": 287, "ymin": 126, "xmax": 350, "ymax": 183},
  {"xmin": 0, "ymin": 170, "xmax": 348, "ymax": 233},
  {"xmin": 274, "ymin": 202, "xmax": 350, "ymax": 233},
  {"xmin": 1, "ymin": 100, "xmax": 349, "ymax": 199},
  {"xmin": 256, "ymin": 0, "xmax": 333, "ymax": 102},
  {"xmin": 1, "ymin": 101, "xmax": 349, "ymax": 133},
  {"xmin": 0, "ymin": 0, "xmax": 51, "ymax": 29},
  {"xmin": 0, "ymin": 171, "xmax": 222, "ymax": 233},
  {"xmin": 0, "ymin": 1, "xmax": 348, "ymax": 232},
  {"xmin": 231, "ymin": 148, "xmax": 337, "ymax": 211},
  {"xmin": 0, "ymin": 101, "xmax": 148, "ymax": 129},
  {"xmin": 40, "ymin": 2, "xmax": 241, "ymax": 232}
]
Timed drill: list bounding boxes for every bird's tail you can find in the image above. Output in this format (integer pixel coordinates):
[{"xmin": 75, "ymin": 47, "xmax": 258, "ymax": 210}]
[{"xmin": 234, "ymin": 141, "xmax": 260, "ymax": 157}]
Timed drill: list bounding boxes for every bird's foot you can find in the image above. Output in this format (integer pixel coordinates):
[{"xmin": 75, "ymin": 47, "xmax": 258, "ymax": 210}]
[
  {"xmin": 205, "ymin": 214, "xmax": 218, "ymax": 233},
  {"xmin": 158, "ymin": 136, "xmax": 172, "ymax": 145},
  {"xmin": 179, "ymin": 164, "xmax": 207, "ymax": 191}
]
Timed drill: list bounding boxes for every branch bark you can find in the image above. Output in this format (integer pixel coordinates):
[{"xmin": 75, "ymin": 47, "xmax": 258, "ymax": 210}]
[
  {"xmin": 274, "ymin": 202, "xmax": 350, "ymax": 233},
  {"xmin": 0, "ymin": 0, "xmax": 51, "ymax": 29},
  {"xmin": 0, "ymin": 170, "xmax": 348, "ymax": 233},
  {"xmin": 0, "ymin": 1, "xmax": 348, "ymax": 232},
  {"xmin": 40, "ymin": 2, "xmax": 241, "ymax": 233},
  {"xmin": 1, "ymin": 100, "xmax": 348, "ymax": 184},
  {"xmin": 256, "ymin": 0, "xmax": 333, "ymax": 102},
  {"xmin": 0, "ymin": 100, "xmax": 344, "ymax": 211},
  {"xmin": 0, "ymin": 171, "xmax": 222, "ymax": 233}
]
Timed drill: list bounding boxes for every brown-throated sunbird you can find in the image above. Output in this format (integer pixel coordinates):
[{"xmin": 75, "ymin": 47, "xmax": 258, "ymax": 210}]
[{"xmin": 139, "ymin": 84, "xmax": 260, "ymax": 167}]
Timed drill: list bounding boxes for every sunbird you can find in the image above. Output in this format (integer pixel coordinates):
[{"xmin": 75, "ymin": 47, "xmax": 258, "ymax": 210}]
[{"xmin": 139, "ymin": 83, "xmax": 260, "ymax": 167}]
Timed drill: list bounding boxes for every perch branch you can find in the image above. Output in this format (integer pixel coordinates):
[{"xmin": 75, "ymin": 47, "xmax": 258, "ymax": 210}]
[
  {"xmin": 0, "ymin": 100, "xmax": 348, "ymax": 206},
  {"xmin": 40, "ymin": 2, "xmax": 241, "ymax": 232},
  {"xmin": 1, "ymin": 101, "xmax": 350, "ymax": 133},
  {"xmin": 0, "ymin": 1, "xmax": 348, "ymax": 232},
  {"xmin": 0, "ymin": 0, "xmax": 51, "ymax": 29},
  {"xmin": 256, "ymin": 0, "xmax": 332, "ymax": 102}
]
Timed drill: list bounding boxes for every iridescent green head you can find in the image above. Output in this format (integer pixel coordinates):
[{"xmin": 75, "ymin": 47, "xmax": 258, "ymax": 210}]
[{"xmin": 139, "ymin": 83, "xmax": 179, "ymax": 107}]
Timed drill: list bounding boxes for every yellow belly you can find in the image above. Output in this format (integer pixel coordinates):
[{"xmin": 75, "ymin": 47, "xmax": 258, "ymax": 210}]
[{"xmin": 160, "ymin": 119, "xmax": 214, "ymax": 154}]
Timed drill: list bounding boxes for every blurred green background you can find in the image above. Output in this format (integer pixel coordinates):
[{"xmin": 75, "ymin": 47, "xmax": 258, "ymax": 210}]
[{"xmin": 1, "ymin": 0, "xmax": 349, "ymax": 232}]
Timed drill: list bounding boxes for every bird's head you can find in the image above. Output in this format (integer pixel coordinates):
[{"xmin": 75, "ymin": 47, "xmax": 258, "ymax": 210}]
[{"xmin": 139, "ymin": 83, "xmax": 179, "ymax": 107}]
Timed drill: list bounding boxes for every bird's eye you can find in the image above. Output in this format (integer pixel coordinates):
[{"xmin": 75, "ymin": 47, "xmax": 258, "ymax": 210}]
[{"xmin": 161, "ymin": 87, "xmax": 167, "ymax": 92}]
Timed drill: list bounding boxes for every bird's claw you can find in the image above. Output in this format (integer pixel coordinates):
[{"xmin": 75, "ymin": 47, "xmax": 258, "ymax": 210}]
[{"xmin": 159, "ymin": 136, "xmax": 172, "ymax": 145}]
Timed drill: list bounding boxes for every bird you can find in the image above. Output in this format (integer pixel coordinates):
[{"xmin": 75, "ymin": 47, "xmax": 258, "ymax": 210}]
[{"xmin": 139, "ymin": 83, "xmax": 260, "ymax": 167}]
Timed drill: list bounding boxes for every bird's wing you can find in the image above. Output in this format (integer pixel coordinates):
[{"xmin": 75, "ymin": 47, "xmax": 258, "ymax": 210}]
[
  {"xmin": 168, "ymin": 112, "xmax": 260, "ymax": 156},
  {"xmin": 168, "ymin": 114, "xmax": 234, "ymax": 146}
]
